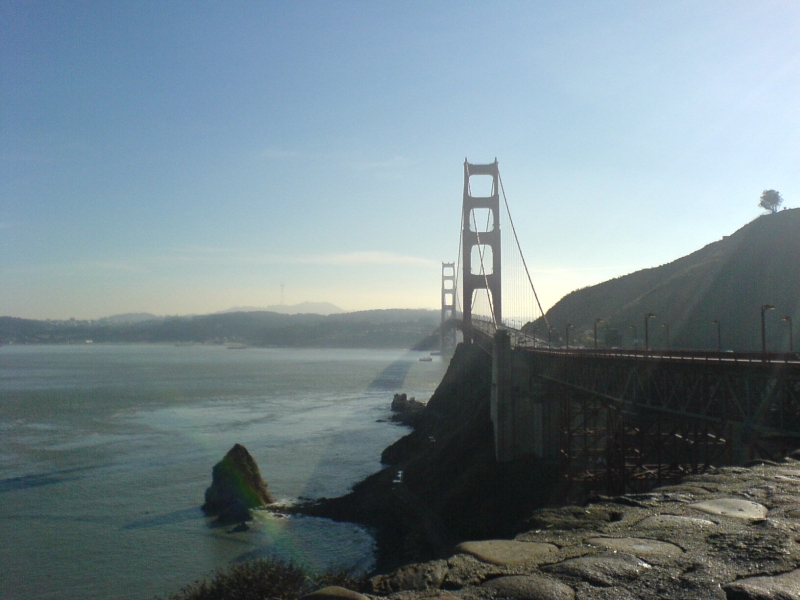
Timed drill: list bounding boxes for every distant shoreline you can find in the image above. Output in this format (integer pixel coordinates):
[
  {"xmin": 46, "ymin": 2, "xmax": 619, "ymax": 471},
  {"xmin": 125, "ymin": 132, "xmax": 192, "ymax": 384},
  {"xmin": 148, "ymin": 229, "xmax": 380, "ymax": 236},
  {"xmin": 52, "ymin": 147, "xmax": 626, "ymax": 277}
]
[
  {"xmin": 0, "ymin": 309, "xmax": 441, "ymax": 350},
  {"xmin": 0, "ymin": 340, "xmax": 435, "ymax": 348}
]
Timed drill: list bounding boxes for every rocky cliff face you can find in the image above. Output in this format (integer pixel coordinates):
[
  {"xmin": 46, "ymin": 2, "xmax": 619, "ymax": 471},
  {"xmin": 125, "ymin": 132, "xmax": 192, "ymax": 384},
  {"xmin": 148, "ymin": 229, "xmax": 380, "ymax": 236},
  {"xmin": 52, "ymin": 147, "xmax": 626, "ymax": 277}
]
[
  {"xmin": 301, "ymin": 344, "xmax": 559, "ymax": 572},
  {"xmin": 203, "ymin": 443, "xmax": 274, "ymax": 523},
  {"xmin": 295, "ymin": 341, "xmax": 800, "ymax": 598},
  {"xmin": 287, "ymin": 334, "xmax": 800, "ymax": 598},
  {"xmin": 357, "ymin": 460, "xmax": 800, "ymax": 600}
]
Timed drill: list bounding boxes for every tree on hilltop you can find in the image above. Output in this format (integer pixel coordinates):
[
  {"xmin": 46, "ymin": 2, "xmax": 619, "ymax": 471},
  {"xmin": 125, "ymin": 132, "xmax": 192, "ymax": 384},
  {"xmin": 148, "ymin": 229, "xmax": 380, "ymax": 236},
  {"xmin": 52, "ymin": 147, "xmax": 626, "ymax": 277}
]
[{"xmin": 759, "ymin": 189, "xmax": 783, "ymax": 213}]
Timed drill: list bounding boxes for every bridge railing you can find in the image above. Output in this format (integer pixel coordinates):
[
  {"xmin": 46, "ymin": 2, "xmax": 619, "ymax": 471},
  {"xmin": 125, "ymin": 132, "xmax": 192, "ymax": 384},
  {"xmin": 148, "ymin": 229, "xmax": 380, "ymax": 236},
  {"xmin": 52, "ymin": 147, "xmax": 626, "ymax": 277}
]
[
  {"xmin": 453, "ymin": 318, "xmax": 800, "ymax": 365},
  {"xmin": 521, "ymin": 345, "xmax": 800, "ymax": 366}
]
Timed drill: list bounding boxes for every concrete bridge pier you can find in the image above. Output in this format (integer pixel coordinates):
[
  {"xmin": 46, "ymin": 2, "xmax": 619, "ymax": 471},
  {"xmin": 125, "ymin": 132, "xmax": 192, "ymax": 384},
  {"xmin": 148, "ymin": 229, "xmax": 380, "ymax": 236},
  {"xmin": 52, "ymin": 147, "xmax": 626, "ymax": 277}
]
[{"xmin": 491, "ymin": 330, "xmax": 559, "ymax": 462}]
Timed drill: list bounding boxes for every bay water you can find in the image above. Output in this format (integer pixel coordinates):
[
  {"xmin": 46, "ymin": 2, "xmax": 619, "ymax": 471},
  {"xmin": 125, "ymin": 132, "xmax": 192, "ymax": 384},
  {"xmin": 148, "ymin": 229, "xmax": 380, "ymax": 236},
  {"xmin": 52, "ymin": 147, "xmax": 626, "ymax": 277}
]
[{"xmin": 0, "ymin": 344, "xmax": 447, "ymax": 600}]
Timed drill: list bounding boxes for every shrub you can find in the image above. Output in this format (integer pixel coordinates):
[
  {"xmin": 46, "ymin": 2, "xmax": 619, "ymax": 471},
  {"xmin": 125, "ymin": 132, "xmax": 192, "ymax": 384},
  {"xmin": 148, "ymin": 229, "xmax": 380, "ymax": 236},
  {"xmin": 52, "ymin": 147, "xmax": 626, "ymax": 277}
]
[{"xmin": 161, "ymin": 558, "xmax": 366, "ymax": 600}]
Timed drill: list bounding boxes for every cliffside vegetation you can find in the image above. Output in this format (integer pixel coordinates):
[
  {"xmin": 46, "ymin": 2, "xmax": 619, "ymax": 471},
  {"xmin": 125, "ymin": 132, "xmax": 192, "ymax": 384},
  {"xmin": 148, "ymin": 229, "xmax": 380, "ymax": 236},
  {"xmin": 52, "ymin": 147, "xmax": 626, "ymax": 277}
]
[{"xmin": 161, "ymin": 559, "xmax": 365, "ymax": 600}]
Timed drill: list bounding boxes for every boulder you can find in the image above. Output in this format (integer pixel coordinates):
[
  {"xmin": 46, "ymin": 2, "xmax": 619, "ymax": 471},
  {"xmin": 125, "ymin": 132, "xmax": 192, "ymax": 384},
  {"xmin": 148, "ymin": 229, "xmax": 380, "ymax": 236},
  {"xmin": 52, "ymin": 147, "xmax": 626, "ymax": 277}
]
[
  {"xmin": 390, "ymin": 393, "xmax": 427, "ymax": 426},
  {"xmin": 723, "ymin": 568, "xmax": 800, "ymax": 599},
  {"xmin": 543, "ymin": 552, "xmax": 651, "ymax": 587},
  {"xmin": 202, "ymin": 443, "xmax": 274, "ymax": 520},
  {"xmin": 301, "ymin": 587, "xmax": 370, "ymax": 600},
  {"xmin": 217, "ymin": 500, "xmax": 253, "ymax": 524},
  {"xmin": 368, "ymin": 560, "xmax": 448, "ymax": 594},
  {"xmin": 481, "ymin": 575, "xmax": 575, "ymax": 600},
  {"xmin": 391, "ymin": 393, "xmax": 424, "ymax": 413},
  {"xmin": 457, "ymin": 540, "xmax": 558, "ymax": 566}
]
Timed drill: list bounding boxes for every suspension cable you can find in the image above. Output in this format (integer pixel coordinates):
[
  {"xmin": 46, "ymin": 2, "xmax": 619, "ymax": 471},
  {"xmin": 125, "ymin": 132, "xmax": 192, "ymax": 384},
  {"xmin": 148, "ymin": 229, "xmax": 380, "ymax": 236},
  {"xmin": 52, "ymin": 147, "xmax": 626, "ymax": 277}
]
[{"xmin": 498, "ymin": 172, "xmax": 549, "ymax": 330}]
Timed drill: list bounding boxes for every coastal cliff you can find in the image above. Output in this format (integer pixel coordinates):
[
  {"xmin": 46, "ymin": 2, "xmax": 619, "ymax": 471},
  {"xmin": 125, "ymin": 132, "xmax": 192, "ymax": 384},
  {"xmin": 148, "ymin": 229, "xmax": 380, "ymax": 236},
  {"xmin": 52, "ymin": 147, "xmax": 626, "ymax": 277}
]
[
  {"xmin": 301, "ymin": 343, "xmax": 560, "ymax": 572},
  {"xmin": 353, "ymin": 460, "xmax": 800, "ymax": 600},
  {"xmin": 298, "ymin": 343, "xmax": 800, "ymax": 599}
]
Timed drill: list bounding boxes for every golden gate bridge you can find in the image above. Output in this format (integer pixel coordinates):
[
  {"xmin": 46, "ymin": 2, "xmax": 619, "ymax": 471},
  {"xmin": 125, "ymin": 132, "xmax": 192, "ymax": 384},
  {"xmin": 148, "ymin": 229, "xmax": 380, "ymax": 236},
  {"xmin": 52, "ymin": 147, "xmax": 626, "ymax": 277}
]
[{"xmin": 440, "ymin": 159, "xmax": 800, "ymax": 498}]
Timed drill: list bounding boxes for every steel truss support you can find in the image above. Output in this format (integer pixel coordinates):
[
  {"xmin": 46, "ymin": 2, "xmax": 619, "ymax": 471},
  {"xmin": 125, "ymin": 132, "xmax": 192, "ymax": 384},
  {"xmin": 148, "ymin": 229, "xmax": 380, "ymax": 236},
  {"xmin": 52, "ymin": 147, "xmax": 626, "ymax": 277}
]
[{"xmin": 528, "ymin": 352, "xmax": 800, "ymax": 497}]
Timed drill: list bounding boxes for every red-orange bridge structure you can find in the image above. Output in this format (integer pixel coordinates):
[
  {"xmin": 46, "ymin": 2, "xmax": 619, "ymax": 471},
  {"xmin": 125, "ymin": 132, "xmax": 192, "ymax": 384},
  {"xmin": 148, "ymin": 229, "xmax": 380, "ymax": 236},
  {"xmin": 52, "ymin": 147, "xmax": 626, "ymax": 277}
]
[{"xmin": 445, "ymin": 160, "xmax": 800, "ymax": 498}]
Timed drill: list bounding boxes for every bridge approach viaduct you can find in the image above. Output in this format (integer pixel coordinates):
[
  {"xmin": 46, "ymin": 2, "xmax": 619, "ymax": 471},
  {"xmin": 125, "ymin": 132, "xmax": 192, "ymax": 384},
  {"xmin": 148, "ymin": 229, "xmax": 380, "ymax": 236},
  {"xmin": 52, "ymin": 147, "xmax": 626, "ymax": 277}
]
[{"xmin": 487, "ymin": 329, "xmax": 800, "ymax": 497}]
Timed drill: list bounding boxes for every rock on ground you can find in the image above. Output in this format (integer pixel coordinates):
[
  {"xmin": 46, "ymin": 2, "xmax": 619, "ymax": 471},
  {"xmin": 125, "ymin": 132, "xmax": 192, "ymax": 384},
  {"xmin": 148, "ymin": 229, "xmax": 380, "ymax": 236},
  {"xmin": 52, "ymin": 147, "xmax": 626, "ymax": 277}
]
[
  {"xmin": 481, "ymin": 574, "xmax": 575, "ymax": 600},
  {"xmin": 301, "ymin": 586, "xmax": 371, "ymax": 600},
  {"xmin": 723, "ymin": 568, "xmax": 800, "ymax": 599}
]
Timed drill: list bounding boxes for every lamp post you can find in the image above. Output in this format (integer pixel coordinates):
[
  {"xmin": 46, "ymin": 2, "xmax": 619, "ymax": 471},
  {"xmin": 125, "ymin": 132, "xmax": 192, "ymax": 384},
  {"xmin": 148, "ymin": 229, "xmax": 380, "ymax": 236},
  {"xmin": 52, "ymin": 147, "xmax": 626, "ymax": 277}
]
[
  {"xmin": 594, "ymin": 318, "xmax": 604, "ymax": 350},
  {"xmin": 711, "ymin": 320, "xmax": 721, "ymax": 352},
  {"xmin": 761, "ymin": 304, "xmax": 775, "ymax": 354},
  {"xmin": 783, "ymin": 316, "xmax": 794, "ymax": 352},
  {"xmin": 644, "ymin": 313, "xmax": 656, "ymax": 351},
  {"xmin": 630, "ymin": 325, "xmax": 638, "ymax": 348},
  {"xmin": 661, "ymin": 323, "xmax": 670, "ymax": 350},
  {"xmin": 565, "ymin": 323, "xmax": 574, "ymax": 349},
  {"xmin": 548, "ymin": 325, "xmax": 557, "ymax": 347}
]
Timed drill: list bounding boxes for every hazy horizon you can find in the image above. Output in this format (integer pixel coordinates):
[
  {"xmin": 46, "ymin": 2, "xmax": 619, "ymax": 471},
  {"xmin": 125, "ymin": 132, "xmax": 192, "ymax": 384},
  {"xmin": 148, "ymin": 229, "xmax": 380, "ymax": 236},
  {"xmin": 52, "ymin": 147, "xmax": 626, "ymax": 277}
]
[
  {"xmin": 3, "ymin": 2, "xmax": 798, "ymax": 320},
  {"xmin": 2, "ymin": 303, "xmax": 440, "ymax": 322}
]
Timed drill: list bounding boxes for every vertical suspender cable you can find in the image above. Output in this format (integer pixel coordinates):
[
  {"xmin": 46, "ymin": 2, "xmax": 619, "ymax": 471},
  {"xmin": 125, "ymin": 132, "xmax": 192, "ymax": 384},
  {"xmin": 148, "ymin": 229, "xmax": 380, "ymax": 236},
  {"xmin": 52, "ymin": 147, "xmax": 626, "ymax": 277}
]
[{"xmin": 499, "ymin": 173, "xmax": 549, "ymax": 329}]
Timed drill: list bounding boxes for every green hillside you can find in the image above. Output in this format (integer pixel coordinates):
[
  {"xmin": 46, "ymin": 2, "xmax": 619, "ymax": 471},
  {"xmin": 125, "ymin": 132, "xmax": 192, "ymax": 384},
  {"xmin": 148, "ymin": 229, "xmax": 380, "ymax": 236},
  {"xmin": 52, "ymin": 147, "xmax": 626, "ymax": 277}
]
[{"xmin": 531, "ymin": 208, "xmax": 800, "ymax": 352}]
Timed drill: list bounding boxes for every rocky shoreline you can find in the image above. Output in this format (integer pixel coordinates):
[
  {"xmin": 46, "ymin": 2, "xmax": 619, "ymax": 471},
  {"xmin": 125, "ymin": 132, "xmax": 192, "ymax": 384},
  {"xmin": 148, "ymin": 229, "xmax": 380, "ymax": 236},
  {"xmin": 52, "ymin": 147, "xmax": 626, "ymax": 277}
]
[
  {"xmin": 336, "ymin": 460, "xmax": 800, "ymax": 599},
  {"xmin": 296, "ymin": 344, "xmax": 800, "ymax": 598},
  {"xmin": 298, "ymin": 343, "xmax": 559, "ymax": 573}
]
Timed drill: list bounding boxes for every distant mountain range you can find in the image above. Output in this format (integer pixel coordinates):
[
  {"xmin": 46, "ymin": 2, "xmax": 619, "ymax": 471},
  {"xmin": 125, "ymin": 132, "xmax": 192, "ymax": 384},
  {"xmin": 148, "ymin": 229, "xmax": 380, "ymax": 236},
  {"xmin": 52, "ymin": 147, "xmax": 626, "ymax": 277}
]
[
  {"xmin": 93, "ymin": 302, "xmax": 345, "ymax": 325},
  {"xmin": 218, "ymin": 302, "xmax": 344, "ymax": 316},
  {"xmin": 1, "ymin": 308, "xmax": 440, "ymax": 349},
  {"xmin": 532, "ymin": 208, "xmax": 800, "ymax": 352},
  {"xmin": 99, "ymin": 312, "xmax": 161, "ymax": 324}
]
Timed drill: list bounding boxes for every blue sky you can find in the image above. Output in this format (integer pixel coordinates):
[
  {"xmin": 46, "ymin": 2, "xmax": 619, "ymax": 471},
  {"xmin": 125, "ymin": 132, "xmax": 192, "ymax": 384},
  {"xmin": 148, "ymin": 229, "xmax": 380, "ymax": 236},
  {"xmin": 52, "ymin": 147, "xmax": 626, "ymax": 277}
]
[{"xmin": 2, "ymin": 1, "xmax": 798, "ymax": 319}]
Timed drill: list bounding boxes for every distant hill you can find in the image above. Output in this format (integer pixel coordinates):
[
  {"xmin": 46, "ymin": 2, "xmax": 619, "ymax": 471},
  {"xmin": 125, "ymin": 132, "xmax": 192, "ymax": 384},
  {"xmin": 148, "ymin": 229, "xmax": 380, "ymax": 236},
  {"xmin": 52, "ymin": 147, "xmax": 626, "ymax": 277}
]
[
  {"xmin": 219, "ymin": 302, "xmax": 344, "ymax": 316},
  {"xmin": 532, "ymin": 209, "xmax": 800, "ymax": 352},
  {"xmin": 331, "ymin": 308, "xmax": 439, "ymax": 323},
  {"xmin": 0, "ymin": 308, "xmax": 440, "ymax": 349},
  {"xmin": 100, "ymin": 312, "xmax": 161, "ymax": 324}
]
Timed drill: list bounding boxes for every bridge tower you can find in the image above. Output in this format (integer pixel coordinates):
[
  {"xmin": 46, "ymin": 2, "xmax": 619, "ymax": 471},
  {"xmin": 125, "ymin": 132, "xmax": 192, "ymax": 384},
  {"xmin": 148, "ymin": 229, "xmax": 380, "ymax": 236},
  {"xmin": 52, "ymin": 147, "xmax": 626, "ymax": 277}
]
[
  {"xmin": 462, "ymin": 159, "xmax": 502, "ymax": 338},
  {"xmin": 440, "ymin": 262, "xmax": 457, "ymax": 353}
]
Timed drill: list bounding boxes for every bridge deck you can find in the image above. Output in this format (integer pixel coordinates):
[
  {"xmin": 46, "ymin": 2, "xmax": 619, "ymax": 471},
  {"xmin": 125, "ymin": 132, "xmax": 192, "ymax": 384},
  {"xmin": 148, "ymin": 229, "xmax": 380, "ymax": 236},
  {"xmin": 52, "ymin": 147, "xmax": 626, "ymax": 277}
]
[
  {"xmin": 484, "ymin": 325, "xmax": 800, "ymax": 498},
  {"xmin": 521, "ymin": 345, "xmax": 800, "ymax": 366}
]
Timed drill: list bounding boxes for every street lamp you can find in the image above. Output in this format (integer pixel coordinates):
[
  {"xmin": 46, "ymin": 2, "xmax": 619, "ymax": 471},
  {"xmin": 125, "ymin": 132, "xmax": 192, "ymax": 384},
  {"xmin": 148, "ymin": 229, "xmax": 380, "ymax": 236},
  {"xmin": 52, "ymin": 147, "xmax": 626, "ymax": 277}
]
[
  {"xmin": 630, "ymin": 325, "xmax": 638, "ymax": 348},
  {"xmin": 565, "ymin": 323, "xmax": 574, "ymax": 349},
  {"xmin": 661, "ymin": 323, "xmax": 670, "ymax": 350},
  {"xmin": 548, "ymin": 325, "xmax": 557, "ymax": 347},
  {"xmin": 711, "ymin": 320, "xmax": 721, "ymax": 352},
  {"xmin": 761, "ymin": 304, "xmax": 775, "ymax": 354},
  {"xmin": 594, "ymin": 318, "xmax": 604, "ymax": 350},
  {"xmin": 782, "ymin": 316, "xmax": 794, "ymax": 352},
  {"xmin": 644, "ymin": 313, "xmax": 656, "ymax": 351}
]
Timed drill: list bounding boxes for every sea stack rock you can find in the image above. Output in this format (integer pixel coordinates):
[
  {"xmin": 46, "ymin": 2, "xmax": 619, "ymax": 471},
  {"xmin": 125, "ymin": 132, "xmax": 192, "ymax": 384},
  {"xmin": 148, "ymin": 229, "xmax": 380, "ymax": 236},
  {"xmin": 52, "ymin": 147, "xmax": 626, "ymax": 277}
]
[
  {"xmin": 391, "ymin": 393, "xmax": 425, "ymax": 413},
  {"xmin": 202, "ymin": 443, "xmax": 274, "ymax": 523},
  {"xmin": 390, "ymin": 393, "xmax": 425, "ymax": 425}
]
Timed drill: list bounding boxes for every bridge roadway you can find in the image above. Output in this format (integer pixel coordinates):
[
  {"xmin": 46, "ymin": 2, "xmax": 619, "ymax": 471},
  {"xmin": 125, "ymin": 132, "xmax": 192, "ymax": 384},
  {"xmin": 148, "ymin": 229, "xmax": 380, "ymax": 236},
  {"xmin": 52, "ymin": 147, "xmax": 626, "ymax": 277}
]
[{"xmin": 456, "ymin": 319, "xmax": 800, "ymax": 497}]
